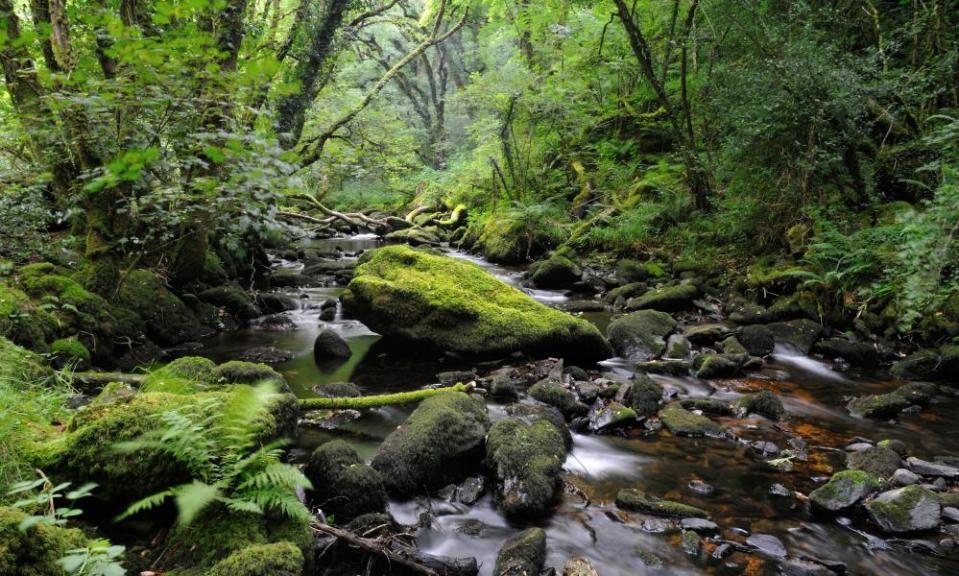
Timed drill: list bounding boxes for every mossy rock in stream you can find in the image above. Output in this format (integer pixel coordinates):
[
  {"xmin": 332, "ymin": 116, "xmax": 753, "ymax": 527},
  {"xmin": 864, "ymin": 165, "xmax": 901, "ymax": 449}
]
[
  {"xmin": 0, "ymin": 506, "xmax": 89, "ymax": 576},
  {"xmin": 606, "ymin": 309, "xmax": 677, "ymax": 360},
  {"xmin": 371, "ymin": 391, "xmax": 489, "ymax": 498},
  {"xmin": 846, "ymin": 381, "xmax": 937, "ymax": 419},
  {"xmin": 343, "ymin": 245, "xmax": 611, "ymax": 362},
  {"xmin": 198, "ymin": 285, "xmax": 261, "ymax": 320},
  {"xmin": 475, "ymin": 217, "xmax": 552, "ymax": 264},
  {"xmin": 305, "ymin": 440, "xmax": 386, "ymax": 520},
  {"xmin": 865, "ymin": 485, "xmax": 941, "ymax": 533},
  {"xmin": 658, "ymin": 404, "xmax": 725, "ymax": 437},
  {"xmin": 622, "ymin": 374, "xmax": 664, "ymax": 418},
  {"xmin": 116, "ymin": 270, "xmax": 203, "ymax": 346},
  {"xmin": 736, "ymin": 390, "xmax": 785, "ymax": 421},
  {"xmin": 809, "ymin": 470, "xmax": 880, "ymax": 512},
  {"xmin": 493, "ymin": 527, "xmax": 547, "ymax": 576},
  {"xmin": 847, "ymin": 446, "xmax": 901, "ymax": 478},
  {"xmin": 528, "ymin": 254, "xmax": 582, "ymax": 289},
  {"xmin": 615, "ymin": 489, "xmax": 708, "ymax": 518},
  {"xmin": 624, "ymin": 283, "xmax": 699, "ymax": 313},
  {"xmin": 486, "ymin": 416, "xmax": 567, "ymax": 518},
  {"xmin": 528, "ymin": 377, "xmax": 588, "ymax": 418}
]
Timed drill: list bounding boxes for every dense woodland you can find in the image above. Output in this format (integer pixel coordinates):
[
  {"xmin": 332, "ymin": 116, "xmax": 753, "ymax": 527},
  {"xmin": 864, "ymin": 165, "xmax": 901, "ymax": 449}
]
[{"xmin": 1, "ymin": 0, "xmax": 958, "ymax": 575}]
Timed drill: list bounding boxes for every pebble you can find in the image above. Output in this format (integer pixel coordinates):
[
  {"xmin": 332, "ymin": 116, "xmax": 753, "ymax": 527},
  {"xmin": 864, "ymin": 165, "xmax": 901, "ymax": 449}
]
[
  {"xmin": 746, "ymin": 533, "xmax": 787, "ymax": 558},
  {"xmin": 769, "ymin": 483, "xmax": 792, "ymax": 497},
  {"xmin": 688, "ymin": 479, "xmax": 715, "ymax": 496},
  {"xmin": 892, "ymin": 468, "xmax": 921, "ymax": 486}
]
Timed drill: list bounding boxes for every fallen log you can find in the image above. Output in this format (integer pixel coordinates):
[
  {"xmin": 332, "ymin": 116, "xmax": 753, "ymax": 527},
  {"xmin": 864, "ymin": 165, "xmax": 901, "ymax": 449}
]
[
  {"xmin": 71, "ymin": 371, "xmax": 147, "ymax": 390},
  {"xmin": 299, "ymin": 383, "xmax": 470, "ymax": 411},
  {"xmin": 311, "ymin": 521, "xmax": 478, "ymax": 576}
]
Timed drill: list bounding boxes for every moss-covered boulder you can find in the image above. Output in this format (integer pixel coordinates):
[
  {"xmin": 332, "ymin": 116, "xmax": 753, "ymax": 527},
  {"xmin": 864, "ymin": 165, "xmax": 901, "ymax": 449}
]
[
  {"xmin": 621, "ymin": 374, "xmax": 664, "ymax": 418},
  {"xmin": 528, "ymin": 254, "xmax": 582, "ymax": 289},
  {"xmin": 766, "ymin": 319, "xmax": 823, "ymax": 354},
  {"xmin": 344, "ymin": 246, "xmax": 611, "ymax": 362},
  {"xmin": 680, "ymin": 398, "xmax": 735, "ymax": 416},
  {"xmin": 847, "ymin": 382, "xmax": 937, "ymax": 419},
  {"xmin": 809, "ymin": 470, "xmax": 880, "ymax": 512},
  {"xmin": 305, "ymin": 440, "xmax": 387, "ymax": 520},
  {"xmin": 117, "ymin": 270, "xmax": 202, "ymax": 345},
  {"xmin": 0, "ymin": 506, "xmax": 88, "ymax": 576},
  {"xmin": 693, "ymin": 353, "xmax": 743, "ymax": 379},
  {"xmin": 625, "ymin": 283, "xmax": 699, "ymax": 313},
  {"xmin": 847, "ymin": 446, "xmax": 901, "ymax": 478},
  {"xmin": 384, "ymin": 226, "xmax": 441, "ymax": 246},
  {"xmin": 738, "ymin": 324, "xmax": 775, "ymax": 356},
  {"xmin": 206, "ymin": 541, "xmax": 304, "ymax": 576},
  {"xmin": 615, "ymin": 489, "xmax": 708, "ymax": 518},
  {"xmin": 617, "ymin": 259, "xmax": 666, "ymax": 283},
  {"xmin": 658, "ymin": 404, "xmax": 725, "ymax": 437},
  {"xmin": 141, "ymin": 356, "xmax": 217, "ymax": 393},
  {"xmin": 371, "ymin": 392, "xmax": 489, "ymax": 498},
  {"xmin": 890, "ymin": 349, "xmax": 941, "ymax": 380},
  {"xmin": 736, "ymin": 390, "xmax": 785, "ymax": 421},
  {"xmin": 0, "ymin": 282, "xmax": 57, "ymax": 350},
  {"xmin": 865, "ymin": 485, "xmax": 941, "ymax": 533},
  {"xmin": 49, "ymin": 338, "xmax": 91, "ymax": 370},
  {"xmin": 212, "ymin": 360, "xmax": 286, "ymax": 387},
  {"xmin": 476, "ymin": 217, "xmax": 551, "ymax": 264},
  {"xmin": 198, "ymin": 285, "xmax": 261, "ymax": 320},
  {"xmin": 528, "ymin": 377, "xmax": 587, "ymax": 418},
  {"xmin": 814, "ymin": 338, "xmax": 880, "ymax": 366},
  {"xmin": 606, "ymin": 309, "xmax": 677, "ymax": 360},
  {"xmin": 493, "ymin": 528, "xmax": 547, "ymax": 576},
  {"xmin": 486, "ymin": 416, "xmax": 567, "ymax": 518}
]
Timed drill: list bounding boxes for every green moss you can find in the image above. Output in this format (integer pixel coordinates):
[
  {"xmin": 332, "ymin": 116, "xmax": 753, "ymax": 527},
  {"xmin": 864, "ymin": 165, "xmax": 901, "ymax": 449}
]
[
  {"xmin": 625, "ymin": 375, "xmax": 664, "ymax": 417},
  {"xmin": 680, "ymin": 398, "xmax": 735, "ymax": 416},
  {"xmin": 658, "ymin": 404, "xmax": 725, "ymax": 437},
  {"xmin": 625, "ymin": 283, "xmax": 699, "ymax": 312},
  {"xmin": 615, "ymin": 489, "xmax": 708, "ymax": 518},
  {"xmin": 809, "ymin": 469, "xmax": 880, "ymax": 512},
  {"xmin": 212, "ymin": 361, "xmax": 285, "ymax": 386},
  {"xmin": 0, "ymin": 282, "xmax": 58, "ymax": 350},
  {"xmin": 49, "ymin": 338, "xmax": 90, "ymax": 369},
  {"xmin": 528, "ymin": 254, "xmax": 582, "ymax": 288},
  {"xmin": 198, "ymin": 286, "xmax": 259, "ymax": 320},
  {"xmin": 606, "ymin": 309, "xmax": 677, "ymax": 359},
  {"xmin": 865, "ymin": 485, "xmax": 940, "ymax": 533},
  {"xmin": 487, "ymin": 416, "xmax": 567, "ymax": 518},
  {"xmin": 847, "ymin": 381, "xmax": 937, "ymax": 419},
  {"xmin": 617, "ymin": 259, "xmax": 667, "ymax": 282},
  {"xmin": 476, "ymin": 217, "xmax": 550, "ymax": 264},
  {"xmin": 493, "ymin": 528, "xmax": 547, "ymax": 576},
  {"xmin": 93, "ymin": 381, "xmax": 136, "ymax": 405},
  {"xmin": 0, "ymin": 506, "xmax": 88, "ymax": 576},
  {"xmin": 305, "ymin": 440, "xmax": 386, "ymax": 520},
  {"xmin": 206, "ymin": 542, "xmax": 304, "ymax": 576},
  {"xmin": 142, "ymin": 356, "xmax": 217, "ymax": 394},
  {"xmin": 370, "ymin": 391, "xmax": 489, "ymax": 498},
  {"xmin": 528, "ymin": 378, "xmax": 586, "ymax": 417},
  {"xmin": 344, "ymin": 246, "xmax": 611, "ymax": 362},
  {"xmin": 300, "ymin": 383, "xmax": 467, "ymax": 410},
  {"xmin": 116, "ymin": 270, "xmax": 200, "ymax": 346},
  {"xmin": 847, "ymin": 446, "xmax": 901, "ymax": 478},
  {"xmin": 0, "ymin": 336, "xmax": 53, "ymax": 383},
  {"xmin": 737, "ymin": 390, "xmax": 785, "ymax": 421}
]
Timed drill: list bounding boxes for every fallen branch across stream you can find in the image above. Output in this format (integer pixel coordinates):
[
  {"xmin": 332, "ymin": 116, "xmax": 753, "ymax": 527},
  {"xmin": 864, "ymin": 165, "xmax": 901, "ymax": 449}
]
[
  {"xmin": 310, "ymin": 521, "xmax": 478, "ymax": 576},
  {"xmin": 71, "ymin": 371, "xmax": 147, "ymax": 390},
  {"xmin": 299, "ymin": 383, "xmax": 470, "ymax": 411}
]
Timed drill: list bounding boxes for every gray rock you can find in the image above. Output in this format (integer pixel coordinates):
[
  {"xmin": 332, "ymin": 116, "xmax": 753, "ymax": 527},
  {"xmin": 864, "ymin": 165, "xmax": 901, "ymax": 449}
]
[
  {"xmin": 665, "ymin": 334, "xmax": 691, "ymax": 358},
  {"xmin": 680, "ymin": 518, "xmax": 719, "ymax": 535},
  {"xmin": 313, "ymin": 328, "xmax": 351, "ymax": 361},
  {"xmin": 493, "ymin": 528, "xmax": 546, "ymax": 576},
  {"xmin": 238, "ymin": 346, "xmax": 295, "ymax": 363},
  {"xmin": 783, "ymin": 558, "xmax": 841, "ymax": 576},
  {"xmin": 942, "ymin": 507, "xmax": 959, "ymax": 523},
  {"xmin": 682, "ymin": 530, "xmax": 704, "ymax": 556},
  {"xmin": 739, "ymin": 324, "xmax": 775, "ymax": 356},
  {"xmin": 487, "ymin": 416, "xmax": 567, "ymax": 518},
  {"xmin": 721, "ymin": 336, "xmax": 749, "ymax": 355},
  {"xmin": 606, "ymin": 309, "xmax": 677, "ymax": 360},
  {"xmin": 562, "ymin": 557, "xmax": 598, "ymax": 576},
  {"xmin": 455, "ymin": 476, "xmax": 486, "ymax": 505},
  {"xmin": 767, "ymin": 319, "xmax": 823, "ymax": 354},
  {"xmin": 625, "ymin": 283, "xmax": 699, "ymax": 313},
  {"xmin": 769, "ymin": 483, "xmax": 792, "ymax": 497},
  {"xmin": 587, "ymin": 400, "xmax": 637, "ymax": 432},
  {"xmin": 847, "ymin": 446, "xmax": 901, "ymax": 478},
  {"xmin": 746, "ymin": 533, "xmax": 787, "ymax": 558},
  {"xmin": 814, "ymin": 338, "xmax": 879, "ymax": 366},
  {"xmin": 865, "ymin": 485, "xmax": 941, "ymax": 533},
  {"xmin": 908, "ymin": 457, "xmax": 959, "ymax": 478},
  {"xmin": 688, "ymin": 479, "xmax": 715, "ymax": 496},
  {"xmin": 809, "ymin": 470, "xmax": 880, "ymax": 512},
  {"xmin": 693, "ymin": 353, "xmax": 742, "ymax": 379},
  {"xmin": 892, "ymin": 468, "xmax": 921, "ymax": 486},
  {"xmin": 683, "ymin": 323, "xmax": 732, "ymax": 345}
]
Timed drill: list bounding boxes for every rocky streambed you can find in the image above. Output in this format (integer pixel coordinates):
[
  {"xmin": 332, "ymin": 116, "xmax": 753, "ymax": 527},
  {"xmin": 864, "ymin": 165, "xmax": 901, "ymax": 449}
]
[{"xmin": 196, "ymin": 234, "xmax": 959, "ymax": 576}]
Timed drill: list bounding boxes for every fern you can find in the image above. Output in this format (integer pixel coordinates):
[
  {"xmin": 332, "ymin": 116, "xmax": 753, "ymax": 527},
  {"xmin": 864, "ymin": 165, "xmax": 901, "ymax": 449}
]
[{"xmin": 115, "ymin": 383, "xmax": 312, "ymax": 526}]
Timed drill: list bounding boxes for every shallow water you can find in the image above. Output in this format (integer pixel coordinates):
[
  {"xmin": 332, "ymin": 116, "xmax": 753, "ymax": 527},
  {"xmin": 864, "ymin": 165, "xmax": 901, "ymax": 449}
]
[{"xmin": 198, "ymin": 235, "xmax": 959, "ymax": 575}]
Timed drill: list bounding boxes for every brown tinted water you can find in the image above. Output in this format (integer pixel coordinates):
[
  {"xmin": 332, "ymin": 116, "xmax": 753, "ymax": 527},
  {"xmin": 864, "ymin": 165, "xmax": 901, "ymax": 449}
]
[{"xmin": 198, "ymin": 235, "xmax": 959, "ymax": 576}]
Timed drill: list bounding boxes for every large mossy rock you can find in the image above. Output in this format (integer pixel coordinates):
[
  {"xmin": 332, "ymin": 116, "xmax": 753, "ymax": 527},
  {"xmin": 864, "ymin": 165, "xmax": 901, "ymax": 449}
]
[
  {"xmin": 117, "ymin": 270, "xmax": 203, "ymax": 346},
  {"xmin": 658, "ymin": 404, "xmax": 725, "ymax": 437},
  {"xmin": 809, "ymin": 470, "xmax": 880, "ymax": 512},
  {"xmin": 305, "ymin": 441, "xmax": 386, "ymax": 520},
  {"xmin": 615, "ymin": 489, "xmax": 708, "ymax": 518},
  {"xmin": 206, "ymin": 542, "xmax": 304, "ymax": 576},
  {"xmin": 625, "ymin": 283, "xmax": 699, "ymax": 312},
  {"xmin": 528, "ymin": 254, "xmax": 582, "ymax": 289},
  {"xmin": 766, "ymin": 319, "xmax": 823, "ymax": 354},
  {"xmin": 0, "ymin": 282, "xmax": 58, "ymax": 350},
  {"xmin": 606, "ymin": 309, "xmax": 677, "ymax": 360},
  {"xmin": 847, "ymin": 382, "xmax": 937, "ymax": 419},
  {"xmin": 486, "ymin": 416, "xmax": 567, "ymax": 518},
  {"xmin": 865, "ymin": 485, "xmax": 941, "ymax": 533},
  {"xmin": 0, "ymin": 506, "xmax": 88, "ymax": 576},
  {"xmin": 476, "ymin": 217, "xmax": 550, "ymax": 264},
  {"xmin": 493, "ymin": 528, "xmax": 547, "ymax": 576},
  {"xmin": 371, "ymin": 392, "xmax": 489, "ymax": 498},
  {"xmin": 344, "ymin": 246, "xmax": 611, "ymax": 362}
]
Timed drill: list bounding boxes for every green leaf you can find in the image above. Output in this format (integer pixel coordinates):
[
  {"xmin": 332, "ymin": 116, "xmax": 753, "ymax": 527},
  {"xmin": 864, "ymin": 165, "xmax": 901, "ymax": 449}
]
[{"xmin": 174, "ymin": 481, "xmax": 219, "ymax": 526}]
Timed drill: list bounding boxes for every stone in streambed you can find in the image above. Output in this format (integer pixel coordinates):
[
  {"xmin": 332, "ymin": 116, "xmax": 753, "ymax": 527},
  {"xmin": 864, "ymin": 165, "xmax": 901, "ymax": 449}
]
[
  {"xmin": 865, "ymin": 485, "xmax": 941, "ymax": 533},
  {"xmin": 809, "ymin": 470, "xmax": 880, "ymax": 512},
  {"xmin": 615, "ymin": 489, "xmax": 708, "ymax": 518},
  {"xmin": 312, "ymin": 381, "xmax": 361, "ymax": 398},
  {"xmin": 746, "ymin": 533, "xmax": 787, "ymax": 559},
  {"xmin": 892, "ymin": 468, "xmax": 921, "ymax": 486},
  {"xmin": 528, "ymin": 254, "xmax": 582, "ymax": 289},
  {"xmin": 739, "ymin": 324, "xmax": 775, "ymax": 356},
  {"xmin": 607, "ymin": 309, "xmax": 677, "ymax": 360},
  {"xmin": 486, "ymin": 416, "xmax": 567, "ymax": 518},
  {"xmin": 680, "ymin": 398, "xmax": 735, "ymax": 416},
  {"xmin": 847, "ymin": 446, "xmax": 901, "ymax": 478},
  {"xmin": 665, "ymin": 333, "xmax": 691, "ymax": 358},
  {"xmin": 907, "ymin": 457, "xmax": 959, "ymax": 478},
  {"xmin": 255, "ymin": 292, "xmax": 299, "ymax": 313},
  {"xmin": 313, "ymin": 328, "xmax": 351, "ymax": 361},
  {"xmin": 343, "ymin": 246, "xmax": 611, "ymax": 362},
  {"xmin": 736, "ymin": 390, "xmax": 785, "ymax": 421},
  {"xmin": 529, "ymin": 377, "xmax": 588, "ymax": 418},
  {"xmin": 239, "ymin": 346, "xmax": 295, "ymax": 364},
  {"xmin": 371, "ymin": 392, "xmax": 489, "ymax": 498},
  {"xmin": 693, "ymin": 353, "xmax": 743, "ymax": 379},
  {"xmin": 625, "ymin": 283, "xmax": 699, "ymax": 312},
  {"xmin": 659, "ymin": 404, "xmax": 725, "ymax": 437},
  {"xmin": 618, "ymin": 374, "xmax": 664, "ymax": 417},
  {"xmin": 305, "ymin": 440, "xmax": 386, "ymax": 520},
  {"xmin": 847, "ymin": 381, "xmax": 937, "ymax": 418},
  {"xmin": 563, "ymin": 557, "xmax": 599, "ymax": 576},
  {"xmin": 493, "ymin": 528, "xmax": 546, "ymax": 576},
  {"xmin": 766, "ymin": 319, "xmax": 823, "ymax": 354},
  {"xmin": 198, "ymin": 285, "xmax": 261, "ymax": 320},
  {"xmin": 683, "ymin": 323, "xmax": 732, "ymax": 345},
  {"xmin": 587, "ymin": 400, "xmax": 637, "ymax": 432},
  {"xmin": 814, "ymin": 338, "xmax": 880, "ymax": 366}
]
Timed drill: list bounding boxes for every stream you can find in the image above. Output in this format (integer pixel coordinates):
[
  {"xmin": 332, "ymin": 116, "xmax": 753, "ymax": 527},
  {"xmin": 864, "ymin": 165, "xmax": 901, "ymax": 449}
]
[{"xmin": 199, "ymin": 234, "xmax": 959, "ymax": 576}]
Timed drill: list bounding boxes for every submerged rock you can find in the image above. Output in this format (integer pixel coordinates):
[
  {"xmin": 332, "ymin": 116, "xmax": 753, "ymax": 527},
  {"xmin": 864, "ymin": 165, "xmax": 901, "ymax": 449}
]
[
  {"xmin": 305, "ymin": 440, "xmax": 386, "ymax": 520},
  {"xmin": 607, "ymin": 309, "xmax": 677, "ymax": 360},
  {"xmin": 486, "ymin": 416, "xmax": 567, "ymax": 518},
  {"xmin": 865, "ymin": 485, "xmax": 941, "ymax": 533},
  {"xmin": 616, "ymin": 489, "xmax": 708, "ymax": 518},
  {"xmin": 563, "ymin": 557, "xmax": 599, "ymax": 576},
  {"xmin": 659, "ymin": 404, "xmax": 725, "ymax": 437},
  {"xmin": 371, "ymin": 392, "xmax": 489, "ymax": 498},
  {"xmin": 344, "ymin": 246, "xmax": 611, "ymax": 362},
  {"xmin": 809, "ymin": 470, "xmax": 880, "ymax": 512},
  {"xmin": 493, "ymin": 528, "xmax": 547, "ymax": 576}
]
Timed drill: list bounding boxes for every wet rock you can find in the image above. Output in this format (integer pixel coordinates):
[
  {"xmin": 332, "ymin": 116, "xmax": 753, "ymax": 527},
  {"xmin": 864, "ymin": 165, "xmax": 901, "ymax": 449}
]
[
  {"xmin": 198, "ymin": 285, "xmax": 261, "ymax": 320},
  {"xmin": 845, "ymin": 441, "xmax": 873, "ymax": 452},
  {"xmin": 907, "ymin": 457, "xmax": 959, "ymax": 478},
  {"xmin": 942, "ymin": 507, "xmax": 959, "ymax": 523},
  {"xmin": 846, "ymin": 382, "xmax": 938, "ymax": 419},
  {"xmin": 892, "ymin": 468, "xmax": 921, "ymax": 486},
  {"xmin": 344, "ymin": 246, "xmax": 611, "ymax": 362},
  {"xmin": 680, "ymin": 398, "xmax": 735, "ymax": 416},
  {"xmin": 847, "ymin": 446, "xmax": 901, "ymax": 478},
  {"xmin": 783, "ymin": 558, "xmax": 839, "ymax": 576},
  {"xmin": 455, "ymin": 476, "xmax": 486, "ymax": 505},
  {"xmin": 238, "ymin": 346, "xmax": 295, "ymax": 364},
  {"xmin": 636, "ymin": 548, "xmax": 665, "ymax": 567},
  {"xmin": 736, "ymin": 390, "xmax": 785, "ymax": 421},
  {"xmin": 605, "ymin": 282, "xmax": 648, "ymax": 307},
  {"xmin": 312, "ymin": 382, "xmax": 361, "ymax": 398},
  {"xmin": 562, "ymin": 557, "xmax": 598, "ymax": 576},
  {"xmin": 766, "ymin": 319, "xmax": 823, "ymax": 354},
  {"xmin": 505, "ymin": 404, "xmax": 572, "ymax": 450},
  {"xmin": 437, "ymin": 370, "xmax": 475, "ymax": 384},
  {"xmin": 665, "ymin": 333, "xmax": 691, "ymax": 358},
  {"xmin": 711, "ymin": 543, "xmax": 733, "ymax": 560},
  {"xmin": 255, "ymin": 292, "xmax": 299, "ymax": 314},
  {"xmin": 739, "ymin": 324, "xmax": 775, "ymax": 356},
  {"xmin": 721, "ymin": 336, "xmax": 749, "ymax": 356},
  {"xmin": 615, "ymin": 489, "xmax": 708, "ymax": 518},
  {"xmin": 493, "ymin": 528, "xmax": 546, "ymax": 576},
  {"xmin": 488, "ymin": 372, "xmax": 521, "ymax": 400},
  {"xmin": 749, "ymin": 441, "xmax": 780, "ymax": 458},
  {"xmin": 486, "ymin": 416, "xmax": 567, "ymax": 518},
  {"xmin": 659, "ymin": 404, "xmax": 725, "ymax": 437},
  {"xmin": 606, "ymin": 309, "xmax": 677, "ymax": 360},
  {"xmin": 625, "ymin": 283, "xmax": 699, "ymax": 313},
  {"xmin": 318, "ymin": 307, "xmax": 336, "ymax": 321},
  {"xmin": 618, "ymin": 374, "xmax": 664, "ymax": 417},
  {"xmin": 313, "ymin": 328, "xmax": 351, "ymax": 361},
  {"xmin": 564, "ymin": 365, "xmax": 589, "ymax": 381},
  {"xmin": 528, "ymin": 255, "xmax": 582, "ymax": 289},
  {"xmin": 305, "ymin": 440, "xmax": 387, "ymax": 520},
  {"xmin": 253, "ymin": 312, "xmax": 297, "ymax": 331},
  {"xmin": 877, "ymin": 438, "xmax": 908, "ymax": 457},
  {"xmin": 865, "ymin": 485, "xmax": 941, "ymax": 533},
  {"xmin": 769, "ymin": 483, "xmax": 792, "ymax": 497},
  {"xmin": 271, "ymin": 269, "xmax": 313, "ymax": 287},
  {"xmin": 728, "ymin": 301, "xmax": 768, "ymax": 324},
  {"xmin": 299, "ymin": 409, "xmax": 361, "ymax": 429},
  {"xmin": 617, "ymin": 259, "xmax": 666, "ymax": 283},
  {"xmin": 688, "ymin": 479, "xmax": 715, "ymax": 496},
  {"xmin": 809, "ymin": 470, "xmax": 880, "ymax": 512},
  {"xmin": 814, "ymin": 338, "xmax": 879, "ymax": 366},
  {"xmin": 682, "ymin": 530, "xmax": 704, "ymax": 556},
  {"xmin": 371, "ymin": 392, "xmax": 489, "ymax": 498},
  {"xmin": 681, "ymin": 518, "xmax": 720, "ymax": 535},
  {"xmin": 693, "ymin": 353, "xmax": 742, "ymax": 379},
  {"xmin": 529, "ymin": 378, "xmax": 588, "ymax": 418},
  {"xmin": 636, "ymin": 359, "xmax": 690, "ymax": 375},
  {"xmin": 383, "ymin": 226, "xmax": 441, "ymax": 245},
  {"xmin": 746, "ymin": 533, "xmax": 787, "ymax": 558},
  {"xmin": 684, "ymin": 323, "xmax": 733, "ymax": 345},
  {"xmin": 587, "ymin": 400, "xmax": 637, "ymax": 432},
  {"xmin": 890, "ymin": 349, "xmax": 941, "ymax": 380}
]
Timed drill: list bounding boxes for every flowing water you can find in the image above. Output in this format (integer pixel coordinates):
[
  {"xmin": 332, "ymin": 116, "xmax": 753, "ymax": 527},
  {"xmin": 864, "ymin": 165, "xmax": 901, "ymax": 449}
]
[{"xmin": 199, "ymin": 235, "xmax": 959, "ymax": 575}]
